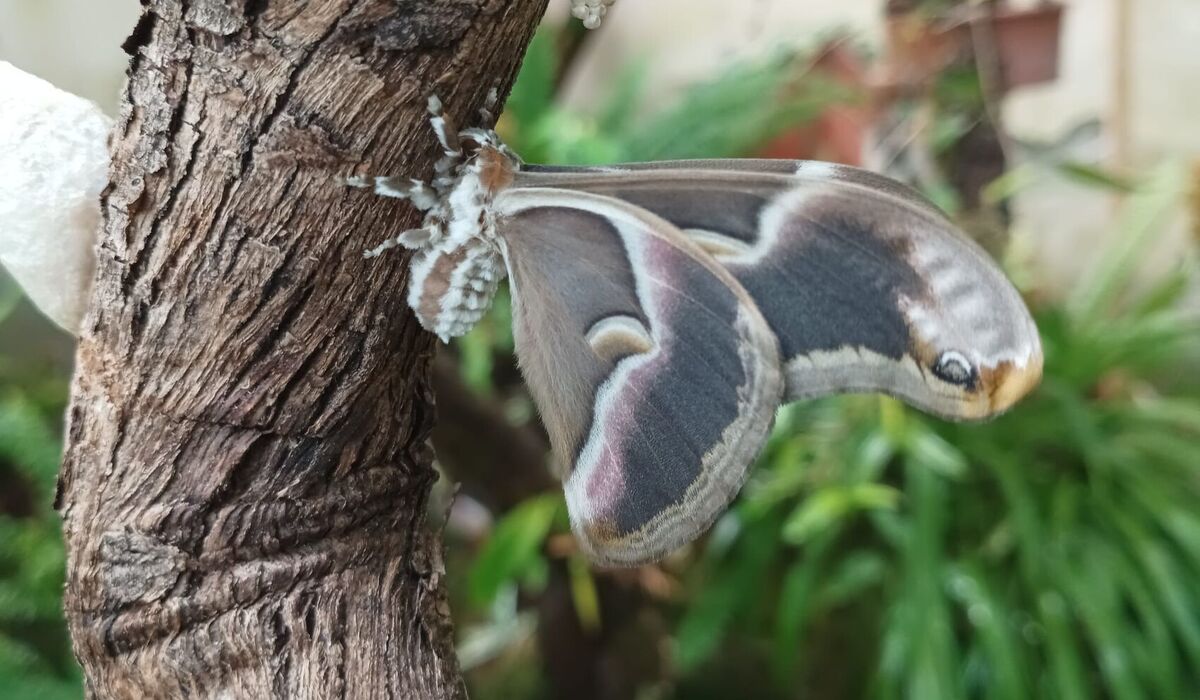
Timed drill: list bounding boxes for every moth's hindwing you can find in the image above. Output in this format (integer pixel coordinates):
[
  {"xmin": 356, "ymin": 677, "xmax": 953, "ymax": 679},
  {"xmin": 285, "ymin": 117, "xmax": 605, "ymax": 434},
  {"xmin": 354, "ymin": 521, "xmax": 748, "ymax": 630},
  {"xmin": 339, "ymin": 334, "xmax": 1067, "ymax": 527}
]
[
  {"xmin": 494, "ymin": 188, "xmax": 784, "ymax": 566},
  {"xmin": 515, "ymin": 162, "xmax": 1044, "ymax": 422}
]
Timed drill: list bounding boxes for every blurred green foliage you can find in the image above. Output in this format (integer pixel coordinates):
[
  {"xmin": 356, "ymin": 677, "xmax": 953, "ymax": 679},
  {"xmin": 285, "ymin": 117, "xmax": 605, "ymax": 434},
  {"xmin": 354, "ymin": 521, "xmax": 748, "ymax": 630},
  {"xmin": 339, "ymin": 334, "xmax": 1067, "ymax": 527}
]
[
  {"xmin": 501, "ymin": 30, "xmax": 852, "ymax": 165},
  {"xmin": 0, "ymin": 276, "xmax": 80, "ymax": 699},
  {"xmin": 460, "ymin": 26, "xmax": 1200, "ymax": 700}
]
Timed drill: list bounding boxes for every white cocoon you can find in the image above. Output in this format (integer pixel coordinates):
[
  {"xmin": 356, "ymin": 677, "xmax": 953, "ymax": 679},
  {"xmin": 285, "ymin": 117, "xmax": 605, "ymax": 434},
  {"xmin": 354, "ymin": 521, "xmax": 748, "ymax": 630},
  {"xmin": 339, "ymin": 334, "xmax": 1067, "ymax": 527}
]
[{"xmin": 0, "ymin": 61, "xmax": 111, "ymax": 334}]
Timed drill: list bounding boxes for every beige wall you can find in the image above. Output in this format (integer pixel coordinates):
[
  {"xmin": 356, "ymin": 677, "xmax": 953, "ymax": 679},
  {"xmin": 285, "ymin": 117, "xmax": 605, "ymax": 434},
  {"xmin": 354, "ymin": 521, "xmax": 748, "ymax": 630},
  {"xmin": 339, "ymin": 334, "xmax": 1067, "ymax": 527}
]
[
  {"xmin": 0, "ymin": 0, "xmax": 139, "ymax": 114},
  {"xmin": 6, "ymin": 0, "xmax": 1197, "ymax": 160}
]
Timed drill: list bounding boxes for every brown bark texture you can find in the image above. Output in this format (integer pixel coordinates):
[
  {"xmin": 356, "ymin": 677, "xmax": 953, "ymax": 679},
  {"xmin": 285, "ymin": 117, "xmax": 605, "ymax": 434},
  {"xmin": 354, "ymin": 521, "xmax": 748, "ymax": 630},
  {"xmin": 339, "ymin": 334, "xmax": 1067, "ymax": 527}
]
[{"xmin": 56, "ymin": 0, "xmax": 547, "ymax": 697}]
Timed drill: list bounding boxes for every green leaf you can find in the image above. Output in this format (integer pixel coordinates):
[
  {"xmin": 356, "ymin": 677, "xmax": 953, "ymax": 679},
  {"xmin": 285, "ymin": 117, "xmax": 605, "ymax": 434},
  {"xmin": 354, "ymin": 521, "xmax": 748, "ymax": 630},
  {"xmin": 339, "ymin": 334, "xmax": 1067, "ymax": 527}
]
[
  {"xmin": 983, "ymin": 163, "xmax": 1040, "ymax": 206},
  {"xmin": 622, "ymin": 49, "xmax": 850, "ymax": 161},
  {"xmin": 455, "ymin": 328, "xmax": 496, "ymax": 396},
  {"xmin": 849, "ymin": 429, "xmax": 896, "ymax": 482},
  {"xmin": 468, "ymin": 494, "xmax": 562, "ymax": 605},
  {"xmin": 771, "ymin": 533, "xmax": 838, "ymax": 684},
  {"xmin": 596, "ymin": 56, "xmax": 650, "ymax": 135},
  {"xmin": 1055, "ymin": 162, "xmax": 1138, "ymax": 193},
  {"xmin": 905, "ymin": 427, "xmax": 968, "ymax": 480},
  {"xmin": 1069, "ymin": 162, "xmax": 1190, "ymax": 325},
  {"xmin": 567, "ymin": 554, "xmax": 601, "ymax": 634},
  {"xmin": 1052, "ymin": 544, "xmax": 1145, "ymax": 700},
  {"xmin": 1038, "ymin": 590, "xmax": 1092, "ymax": 700},
  {"xmin": 781, "ymin": 484, "xmax": 899, "ymax": 545},
  {"xmin": 814, "ymin": 550, "xmax": 887, "ymax": 609},
  {"xmin": 0, "ymin": 394, "xmax": 62, "ymax": 500},
  {"xmin": 0, "ymin": 275, "xmax": 23, "ymax": 326},
  {"xmin": 674, "ymin": 517, "xmax": 780, "ymax": 672},
  {"xmin": 945, "ymin": 564, "xmax": 1029, "ymax": 700},
  {"xmin": 504, "ymin": 28, "xmax": 558, "ymax": 136},
  {"xmin": 899, "ymin": 462, "xmax": 959, "ymax": 699}
]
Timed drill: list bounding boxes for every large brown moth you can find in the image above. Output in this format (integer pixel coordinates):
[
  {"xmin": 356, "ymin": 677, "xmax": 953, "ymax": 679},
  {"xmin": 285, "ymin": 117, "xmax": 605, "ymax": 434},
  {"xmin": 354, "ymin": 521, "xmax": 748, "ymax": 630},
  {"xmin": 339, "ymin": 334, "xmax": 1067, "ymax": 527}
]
[{"xmin": 349, "ymin": 95, "xmax": 1043, "ymax": 566}]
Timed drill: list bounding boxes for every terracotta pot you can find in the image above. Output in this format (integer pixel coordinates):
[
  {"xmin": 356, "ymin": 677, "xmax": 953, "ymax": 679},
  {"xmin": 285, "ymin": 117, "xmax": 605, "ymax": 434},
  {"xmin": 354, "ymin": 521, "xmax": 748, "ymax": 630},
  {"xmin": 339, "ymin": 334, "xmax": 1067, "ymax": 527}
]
[
  {"xmin": 991, "ymin": 4, "xmax": 1064, "ymax": 89},
  {"xmin": 758, "ymin": 105, "xmax": 869, "ymax": 165},
  {"xmin": 756, "ymin": 3, "xmax": 1064, "ymax": 162},
  {"xmin": 757, "ymin": 41, "xmax": 872, "ymax": 164},
  {"xmin": 878, "ymin": 2, "xmax": 1065, "ymax": 94}
]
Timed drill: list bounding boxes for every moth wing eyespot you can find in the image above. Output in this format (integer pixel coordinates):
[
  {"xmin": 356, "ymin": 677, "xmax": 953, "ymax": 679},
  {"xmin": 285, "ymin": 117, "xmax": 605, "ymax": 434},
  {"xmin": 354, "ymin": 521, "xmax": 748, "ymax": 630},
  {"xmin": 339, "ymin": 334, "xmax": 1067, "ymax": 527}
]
[
  {"xmin": 585, "ymin": 314, "xmax": 654, "ymax": 364},
  {"xmin": 932, "ymin": 350, "xmax": 975, "ymax": 386}
]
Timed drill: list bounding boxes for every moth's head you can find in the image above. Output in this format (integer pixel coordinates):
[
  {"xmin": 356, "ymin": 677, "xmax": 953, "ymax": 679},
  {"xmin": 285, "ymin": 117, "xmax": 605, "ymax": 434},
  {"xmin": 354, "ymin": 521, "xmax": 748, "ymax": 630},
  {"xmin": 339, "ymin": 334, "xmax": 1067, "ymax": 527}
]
[
  {"xmin": 899, "ymin": 237, "xmax": 1043, "ymax": 421},
  {"xmin": 473, "ymin": 144, "xmax": 519, "ymax": 195}
]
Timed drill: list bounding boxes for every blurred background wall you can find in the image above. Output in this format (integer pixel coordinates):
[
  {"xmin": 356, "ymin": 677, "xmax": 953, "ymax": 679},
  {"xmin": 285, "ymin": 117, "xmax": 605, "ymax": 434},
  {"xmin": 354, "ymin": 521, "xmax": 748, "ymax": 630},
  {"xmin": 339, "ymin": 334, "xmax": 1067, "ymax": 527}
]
[{"xmin": 0, "ymin": 0, "xmax": 137, "ymax": 113}]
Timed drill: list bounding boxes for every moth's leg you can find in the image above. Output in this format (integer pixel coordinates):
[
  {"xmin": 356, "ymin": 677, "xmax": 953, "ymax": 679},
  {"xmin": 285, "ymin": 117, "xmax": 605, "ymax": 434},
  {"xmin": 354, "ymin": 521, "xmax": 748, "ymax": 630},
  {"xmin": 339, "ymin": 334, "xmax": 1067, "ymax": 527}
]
[
  {"xmin": 478, "ymin": 87, "xmax": 500, "ymax": 126},
  {"xmin": 496, "ymin": 141, "xmax": 523, "ymax": 166},
  {"xmin": 427, "ymin": 95, "xmax": 463, "ymax": 160},
  {"xmin": 404, "ymin": 180, "xmax": 441, "ymax": 211},
  {"xmin": 431, "ymin": 90, "xmax": 504, "ymax": 159},
  {"xmin": 363, "ymin": 227, "xmax": 435, "ymax": 258},
  {"xmin": 346, "ymin": 176, "xmax": 441, "ymax": 211},
  {"xmin": 427, "ymin": 94, "xmax": 467, "ymax": 191}
]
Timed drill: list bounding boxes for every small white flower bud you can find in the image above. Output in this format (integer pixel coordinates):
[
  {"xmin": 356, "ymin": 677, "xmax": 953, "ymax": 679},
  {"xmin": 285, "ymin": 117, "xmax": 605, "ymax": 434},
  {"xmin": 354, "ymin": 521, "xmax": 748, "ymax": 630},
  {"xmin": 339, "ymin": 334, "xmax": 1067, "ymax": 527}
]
[{"xmin": 569, "ymin": 0, "xmax": 616, "ymax": 29}]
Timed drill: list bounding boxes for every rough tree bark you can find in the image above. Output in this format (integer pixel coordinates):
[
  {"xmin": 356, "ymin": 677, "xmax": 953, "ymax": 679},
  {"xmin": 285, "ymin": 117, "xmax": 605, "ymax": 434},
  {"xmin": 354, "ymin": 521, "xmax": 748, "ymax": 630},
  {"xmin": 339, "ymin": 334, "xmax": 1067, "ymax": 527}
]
[{"xmin": 56, "ymin": 0, "xmax": 547, "ymax": 696}]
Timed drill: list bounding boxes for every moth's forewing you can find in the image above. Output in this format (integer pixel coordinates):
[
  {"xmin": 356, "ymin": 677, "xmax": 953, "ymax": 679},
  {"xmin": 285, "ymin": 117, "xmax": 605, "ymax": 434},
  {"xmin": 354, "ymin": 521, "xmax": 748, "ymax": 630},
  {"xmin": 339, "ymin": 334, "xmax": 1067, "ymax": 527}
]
[
  {"xmin": 495, "ymin": 189, "xmax": 783, "ymax": 565},
  {"xmin": 515, "ymin": 162, "xmax": 1043, "ymax": 420}
]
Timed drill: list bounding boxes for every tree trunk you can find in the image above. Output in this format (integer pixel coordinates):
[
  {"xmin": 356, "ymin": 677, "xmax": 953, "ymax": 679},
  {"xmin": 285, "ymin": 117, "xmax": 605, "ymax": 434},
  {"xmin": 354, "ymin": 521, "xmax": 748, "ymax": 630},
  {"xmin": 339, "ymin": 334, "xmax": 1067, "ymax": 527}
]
[{"xmin": 56, "ymin": 1, "xmax": 546, "ymax": 697}]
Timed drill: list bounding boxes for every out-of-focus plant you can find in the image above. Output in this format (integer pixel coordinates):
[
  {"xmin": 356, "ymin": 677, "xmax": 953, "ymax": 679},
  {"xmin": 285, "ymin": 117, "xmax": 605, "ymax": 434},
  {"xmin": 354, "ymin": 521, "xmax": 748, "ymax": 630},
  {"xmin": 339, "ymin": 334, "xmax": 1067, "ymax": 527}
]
[
  {"xmin": 457, "ymin": 24, "xmax": 1200, "ymax": 700},
  {"xmin": 501, "ymin": 30, "xmax": 852, "ymax": 164},
  {"xmin": 0, "ymin": 276, "xmax": 80, "ymax": 699}
]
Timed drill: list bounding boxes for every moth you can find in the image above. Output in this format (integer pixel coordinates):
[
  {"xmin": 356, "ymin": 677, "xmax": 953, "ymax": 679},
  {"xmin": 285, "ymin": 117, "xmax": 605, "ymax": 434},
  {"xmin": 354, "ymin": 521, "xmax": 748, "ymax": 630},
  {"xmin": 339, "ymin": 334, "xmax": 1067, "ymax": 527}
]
[{"xmin": 349, "ymin": 95, "xmax": 1043, "ymax": 566}]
